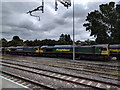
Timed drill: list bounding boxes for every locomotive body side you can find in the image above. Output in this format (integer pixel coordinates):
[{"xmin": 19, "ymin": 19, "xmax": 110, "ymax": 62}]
[
  {"xmin": 40, "ymin": 45, "xmax": 110, "ymax": 60},
  {"xmin": 7, "ymin": 46, "xmax": 40, "ymax": 56},
  {"xmin": 75, "ymin": 45, "xmax": 110, "ymax": 60},
  {"xmin": 3, "ymin": 44, "xmax": 119, "ymax": 61},
  {"xmin": 109, "ymin": 45, "xmax": 120, "ymax": 60},
  {"xmin": 40, "ymin": 45, "xmax": 73, "ymax": 58}
]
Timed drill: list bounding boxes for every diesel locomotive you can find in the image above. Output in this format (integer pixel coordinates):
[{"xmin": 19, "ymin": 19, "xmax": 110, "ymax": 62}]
[{"xmin": 1, "ymin": 44, "xmax": 120, "ymax": 60}]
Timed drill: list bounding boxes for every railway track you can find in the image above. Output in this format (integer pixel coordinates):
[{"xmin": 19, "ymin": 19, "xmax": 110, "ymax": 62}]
[
  {"xmin": 1, "ymin": 64, "xmax": 95, "ymax": 89},
  {"xmin": 1, "ymin": 55, "xmax": 119, "ymax": 68},
  {"xmin": 1, "ymin": 59, "xmax": 119, "ymax": 89},
  {"xmin": 2, "ymin": 56, "xmax": 119, "ymax": 71},
  {"xmin": 32, "ymin": 58, "xmax": 120, "ymax": 71},
  {"xmin": 1, "ymin": 58, "xmax": 119, "ymax": 81},
  {"xmin": 1, "ymin": 56, "xmax": 119, "ymax": 75},
  {"xmin": 2, "ymin": 70, "xmax": 55, "ymax": 89}
]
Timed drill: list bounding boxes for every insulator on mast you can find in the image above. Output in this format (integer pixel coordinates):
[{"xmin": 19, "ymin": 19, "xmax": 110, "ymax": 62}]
[
  {"xmin": 55, "ymin": 0, "xmax": 71, "ymax": 11},
  {"xmin": 26, "ymin": 0, "xmax": 44, "ymax": 21}
]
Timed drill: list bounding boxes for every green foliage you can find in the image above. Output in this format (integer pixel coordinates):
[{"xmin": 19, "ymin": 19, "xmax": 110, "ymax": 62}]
[
  {"xmin": 8, "ymin": 36, "xmax": 24, "ymax": 46},
  {"xmin": 58, "ymin": 34, "xmax": 72, "ymax": 45},
  {"xmin": 83, "ymin": 2, "xmax": 120, "ymax": 44},
  {"xmin": 1, "ymin": 34, "xmax": 96, "ymax": 47},
  {"xmin": 41, "ymin": 39, "xmax": 57, "ymax": 46},
  {"xmin": 75, "ymin": 40, "xmax": 97, "ymax": 45},
  {"xmin": 0, "ymin": 38, "xmax": 8, "ymax": 47}
]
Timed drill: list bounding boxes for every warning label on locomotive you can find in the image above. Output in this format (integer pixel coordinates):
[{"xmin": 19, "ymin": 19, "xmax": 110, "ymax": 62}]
[{"xmin": 56, "ymin": 49, "xmax": 70, "ymax": 52}]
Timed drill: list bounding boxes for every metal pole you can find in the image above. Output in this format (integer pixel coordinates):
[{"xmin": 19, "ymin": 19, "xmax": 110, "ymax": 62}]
[
  {"xmin": 42, "ymin": 0, "xmax": 44, "ymax": 13},
  {"xmin": 73, "ymin": 0, "xmax": 75, "ymax": 60}
]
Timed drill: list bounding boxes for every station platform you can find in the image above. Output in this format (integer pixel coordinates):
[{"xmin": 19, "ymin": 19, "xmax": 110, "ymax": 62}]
[{"xmin": 0, "ymin": 75, "xmax": 29, "ymax": 90}]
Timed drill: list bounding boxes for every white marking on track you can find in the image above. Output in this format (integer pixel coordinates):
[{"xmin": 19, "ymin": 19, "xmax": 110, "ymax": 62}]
[
  {"xmin": 56, "ymin": 75, "xmax": 61, "ymax": 77},
  {"xmin": 87, "ymin": 81, "xmax": 92, "ymax": 85},
  {"xmin": 6, "ymin": 76, "xmax": 11, "ymax": 78},
  {"xmin": 60, "ymin": 76, "xmax": 66, "ymax": 78},
  {"xmin": 106, "ymin": 85, "xmax": 111, "ymax": 88},
  {"xmin": 72, "ymin": 78, "xmax": 78, "ymax": 81},
  {"xmin": 80, "ymin": 80, "xmax": 85, "ymax": 83},
  {"xmin": 38, "ymin": 71, "xmax": 43, "ymax": 73},
  {"xmin": 13, "ymin": 79, "xmax": 18, "ymax": 81},
  {"xmin": 33, "ymin": 86, "xmax": 38, "ymax": 88},
  {"xmin": 47, "ymin": 77, "xmax": 50, "ymax": 79},
  {"xmin": 26, "ymin": 84, "xmax": 31, "ymax": 87},
  {"xmin": 96, "ymin": 83, "xmax": 101, "ymax": 87},
  {"xmin": 47, "ymin": 85, "xmax": 52, "ymax": 87},
  {"xmin": 34, "ymin": 70, "xmax": 39, "ymax": 72},
  {"xmin": 60, "ymin": 81, "xmax": 63, "ymax": 83},
  {"xmin": 50, "ymin": 73, "xmax": 56, "ymax": 76},
  {"xmin": 17, "ymin": 80, "xmax": 22, "ymax": 83},
  {"xmin": 66, "ymin": 77, "xmax": 72, "ymax": 80},
  {"xmin": 74, "ymin": 85, "xmax": 77, "ymax": 87},
  {"xmin": 21, "ymin": 82, "xmax": 26, "ymax": 85},
  {"xmin": 67, "ymin": 83, "xmax": 70, "ymax": 85},
  {"xmin": 40, "ymin": 83, "xmax": 44, "ymax": 85}
]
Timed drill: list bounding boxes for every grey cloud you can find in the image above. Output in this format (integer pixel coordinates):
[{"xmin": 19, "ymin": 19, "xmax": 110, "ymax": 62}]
[
  {"xmin": 118, "ymin": 1, "xmax": 120, "ymax": 4},
  {"xmin": 19, "ymin": 20, "xmax": 36, "ymax": 31},
  {"xmin": 62, "ymin": 4, "xmax": 89, "ymax": 19},
  {"xmin": 40, "ymin": 22, "xmax": 56, "ymax": 31},
  {"xmin": 54, "ymin": 18, "xmax": 67, "ymax": 25},
  {"xmin": 2, "ymin": 25, "xmax": 34, "ymax": 40},
  {"xmin": 2, "ymin": 1, "xmax": 111, "ymax": 41},
  {"xmin": 2, "ymin": 2, "xmax": 39, "ymax": 14}
]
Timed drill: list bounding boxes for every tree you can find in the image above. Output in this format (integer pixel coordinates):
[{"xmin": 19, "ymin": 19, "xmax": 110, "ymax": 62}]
[
  {"xmin": 0, "ymin": 38, "xmax": 8, "ymax": 47},
  {"xmin": 13, "ymin": 36, "xmax": 21, "ymax": 41},
  {"xmin": 83, "ymin": 2, "xmax": 120, "ymax": 44},
  {"xmin": 65, "ymin": 34, "xmax": 72, "ymax": 42},
  {"xmin": 41, "ymin": 39, "xmax": 57, "ymax": 46},
  {"xmin": 8, "ymin": 36, "xmax": 24, "ymax": 46},
  {"xmin": 58, "ymin": 34, "xmax": 72, "ymax": 45},
  {"xmin": 84, "ymin": 39, "xmax": 97, "ymax": 45},
  {"xmin": 59, "ymin": 34, "xmax": 65, "ymax": 41},
  {"xmin": 24, "ymin": 40, "xmax": 33, "ymax": 46}
]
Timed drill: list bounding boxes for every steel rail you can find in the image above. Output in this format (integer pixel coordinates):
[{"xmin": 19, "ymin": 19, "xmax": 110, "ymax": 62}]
[
  {"xmin": 1, "ymin": 59, "xmax": 119, "ymax": 81},
  {"xmin": 1, "ymin": 61, "xmax": 119, "ymax": 88}
]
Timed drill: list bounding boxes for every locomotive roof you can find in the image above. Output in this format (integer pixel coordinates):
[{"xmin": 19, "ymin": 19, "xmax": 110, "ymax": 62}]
[
  {"xmin": 41, "ymin": 44, "xmax": 109, "ymax": 48},
  {"xmin": 8, "ymin": 46, "xmax": 40, "ymax": 49},
  {"xmin": 41, "ymin": 45, "xmax": 93, "ymax": 48},
  {"xmin": 54, "ymin": 45, "xmax": 72, "ymax": 47},
  {"xmin": 92, "ymin": 44, "xmax": 109, "ymax": 47},
  {"xmin": 109, "ymin": 44, "xmax": 120, "ymax": 48},
  {"xmin": 41, "ymin": 45, "xmax": 73, "ymax": 48}
]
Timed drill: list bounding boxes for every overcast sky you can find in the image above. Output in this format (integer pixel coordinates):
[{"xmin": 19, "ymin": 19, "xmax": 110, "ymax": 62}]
[{"xmin": 1, "ymin": 0, "xmax": 120, "ymax": 41}]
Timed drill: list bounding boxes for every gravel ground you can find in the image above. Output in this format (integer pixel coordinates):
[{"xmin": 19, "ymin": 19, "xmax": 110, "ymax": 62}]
[
  {"xmin": 2, "ymin": 59, "xmax": 119, "ymax": 86},
  {"xmin": 2, "ymin": 54, "xmax": 120, "ymax": 66},
  {"xmin": 1, "ymin": 55, "xmax": 120, "ymax": 89},
  {"xmin": 2, "ymin": 55, "xmax": 119, "ymax": 74},
  {"xmin": 3, "ymin": 67, "xmax": 92, "ymax": 89}
]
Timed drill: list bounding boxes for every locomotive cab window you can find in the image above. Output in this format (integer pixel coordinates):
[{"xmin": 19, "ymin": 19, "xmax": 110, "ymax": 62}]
[
  {"xmin": 101, "ymin": 48, "xmax": 107, "ymax": 51},
  {"xmin": 46, "ymin": 48, "xmax": 53, "ymax": 52},
  {"xmin": 11, "ymin": 49, "xmax": 16, "ymax": 51},
  {"xmin": 35, "ymin": 48, "xmax": 39, "ymax": 50}
]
